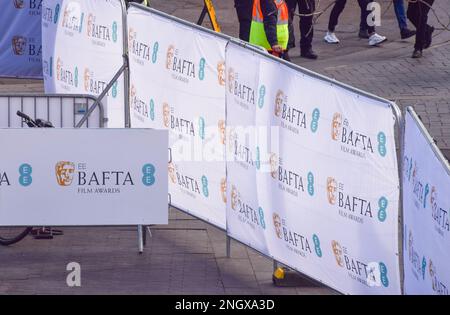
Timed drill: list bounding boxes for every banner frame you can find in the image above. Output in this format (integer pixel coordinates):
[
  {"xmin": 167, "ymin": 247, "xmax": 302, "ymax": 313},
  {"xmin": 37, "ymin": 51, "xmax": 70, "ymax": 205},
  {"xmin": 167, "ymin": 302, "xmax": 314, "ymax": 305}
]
[{"xmin": 225, "ymin": 39, "xmax": 405, "ymax": 295}]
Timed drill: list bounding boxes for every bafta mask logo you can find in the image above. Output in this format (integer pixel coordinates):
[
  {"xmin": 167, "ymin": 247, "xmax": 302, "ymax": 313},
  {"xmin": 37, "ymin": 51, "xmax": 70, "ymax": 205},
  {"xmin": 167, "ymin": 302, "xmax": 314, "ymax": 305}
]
[
  {"xmin": 269, "ymin": 153, "xmax": 278, "ymax": 179},
  {"xmin": 87, "ymin": 13, "xmax": 94, "ymax": 36},
  {"xmin": 128, "ymin": 28, "xmax": 136, "ymax": 48},
  {"xmin": 429, "ymin": 259, "xmax": 437, "ymax": 291},
  {"xmin": 430, "ymin": 186, "xmax": 437, "ymax": 206},
  {"xmin": 274, "ymin": 90, "xmax": 284, "ymax": 117},
  {"xmin": 14, "ymin": 0, "xmax": 25, "ymax": 9},
  {"xmin": 168, "ymin": 162, "xmax": 176, "ymax": 184},
  {"xmin": 217, "ymin": 61, "xmax": 225, "ymax": 86},
  {"xmin": 130, "ymin": 84, "xmax": 136, "ymax": 100},
  {"xmin": 56, "ymin": 57, "xmax": 62, "ymax": 80},
  {"xmin": 84, "ymin": 68, "xmax": 90, "ymax": 92},
  {"xmin": 220, "ymin": 178, "xmax": 227, "ymax": 203},
  {"xmin": 331, "ymin": 113, "xmax": 342, "ymax": 141},
  {"xmin": 163, "ymin": 103, "xmax": 170, "ymax": 128},
  {"xmin": 166, "ymin": 45, "xmax": 175, "ymax": 70},
  {"xmin": 228, "ymin": 127, "xmax": 237, "ymax": 152},
  {"xmin": 408, "ymin": 230, "xmax": 414, "ymax": 261},
  {"xmin": 327, "ymin": 177, "xmax": 337, "ymax": 205},
  {"xmin": 218, "ymin": 120, "xmax": 226, "ymax": 145},
  {"xmin": 12, "ymin": 36, "xmax": 26, "ymax": 55},
  {"xmin": 55, "ymin": 161, "xmax": 75, "ymax": 186},
  {"xmin": 273, "ymin": 213, "xmax": 282, "ymax": 239},
  {"xmin": 331, "ymin": 240, "xmax": 344, "ymax": 267},
  {"xmin": 231, "ymin": 185, "xmax": 238, "ymax": 210},
  {"xmin": 227, "ymin": 67, "xmax": 235, "ymax": 94}
]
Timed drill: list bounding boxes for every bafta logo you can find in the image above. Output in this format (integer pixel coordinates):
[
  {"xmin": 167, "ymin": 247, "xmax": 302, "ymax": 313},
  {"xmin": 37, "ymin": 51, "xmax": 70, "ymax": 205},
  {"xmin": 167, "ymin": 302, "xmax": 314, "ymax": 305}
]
[
  {"xmin": 163, "ymin": 103, "xmax": 170, "ymax": 128},
  {"xmin": 168, "ymin": 162, "xmax": 176, "ymax": 184},
  {"xmin": 220, "ymin": 178, "xmax": 227, "ymax": 203},
  {"xmin": 327, "ymin": 177, "xmax": 337, "ymax": 205},
  {"xmin": 12, "ymin": 36, "xmax": 26, "ymax": 55},
  {"xmin": 56, "ymin": 161, "xmax": 75, "ymax": 186},
  {"xmin": 274, "ymin": 90, "xmax": 284, "ymax": 117},
  {"xmin": 227, "ymin": 67, "xmax": 235, "ymax": 94},
  {"xmin": 166, "ymin": 45, "xmax": 175, "ymax": 70},
  {"xmin": 14, "ymin": 0, "xmax": 25, "ymax": 9},
  {"xmin": 331, "ymin": 113, "xmax": 342, "ymax": 141},
  {"xmin": 269, "ymin": 153, "xmax": 278, "ymax": 179},
  {"xmin": 273, "ymin": 213, "xmax": 282, "ymax": 239},
  {"xmin": 217, "ymin": 61, "xmax": 225, "ymax": 86},
  {"xmin": 84, "ymin": 68, "xmax": 90, "ymax": 92},
  {"xmin": 331, "ymin": 240, "xmax": 344, "ymax": 267},
  {"xmin": 231, "ymin": 185, "xmax": 238, "ymax": 210}
]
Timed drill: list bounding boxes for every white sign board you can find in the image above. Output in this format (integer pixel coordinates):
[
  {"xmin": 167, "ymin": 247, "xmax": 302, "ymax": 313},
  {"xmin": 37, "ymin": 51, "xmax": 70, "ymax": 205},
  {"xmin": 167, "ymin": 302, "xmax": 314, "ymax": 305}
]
[
  {"xmin": 42, "ymin": 0, "xmax": 125, "ymax": 127},
  {"xmin": 0, "ymin": 128, "xmax": 168, "ymax": 226},
  {"xmin": 226, "ymin": 42, "xmax": 401, "ymax": 295},
  {"xmin": 127, "ymin": 7, "xmax": 227, "ymax": 229},
  {"xmin": 403, "ymin": 109, "xmax": 450, "ymax": 295}
]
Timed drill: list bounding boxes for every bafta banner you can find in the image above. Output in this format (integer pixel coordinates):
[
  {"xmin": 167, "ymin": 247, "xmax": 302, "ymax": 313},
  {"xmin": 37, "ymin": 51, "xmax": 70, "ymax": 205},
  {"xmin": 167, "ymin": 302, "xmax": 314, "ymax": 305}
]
[
  {"xmin": 0, "ymin": 0, "xmax": 43, "ymax": 78},
  {"xmin": 128, "ymin": 6, "xmax": 227, "ymax": 229},
  {"xmin": 403, "ymin": 108, "xmax": 450, "ymax": 295},
  {"xmin": 226, "ymin": 42, "xmax": 401, "ymax": 295},
  {"xmin": 42, "ymin": 0, "xmax": 125, "ymax": 127}
]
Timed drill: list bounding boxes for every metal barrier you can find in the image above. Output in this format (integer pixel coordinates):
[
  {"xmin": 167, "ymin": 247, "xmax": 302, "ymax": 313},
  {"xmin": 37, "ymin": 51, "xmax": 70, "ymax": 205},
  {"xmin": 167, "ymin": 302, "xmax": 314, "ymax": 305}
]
[{"xmin": 0, "ymin": 94, "xmax": 105, "ymax": 128}]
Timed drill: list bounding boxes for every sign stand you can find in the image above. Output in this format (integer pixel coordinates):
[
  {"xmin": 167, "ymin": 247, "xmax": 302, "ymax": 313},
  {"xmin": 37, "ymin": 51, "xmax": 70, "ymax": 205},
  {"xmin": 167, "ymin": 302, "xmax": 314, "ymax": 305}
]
[{"xmin": 197, "ymin": 0, "xmax": 221, "ymax": 32}]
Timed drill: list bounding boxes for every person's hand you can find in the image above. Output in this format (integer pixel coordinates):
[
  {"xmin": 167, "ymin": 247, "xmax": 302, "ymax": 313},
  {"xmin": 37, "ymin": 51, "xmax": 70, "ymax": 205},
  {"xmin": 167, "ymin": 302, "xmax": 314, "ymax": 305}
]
[{"xmin": 271, "ymin": 45, "xmax": 283, "ymax": 53}]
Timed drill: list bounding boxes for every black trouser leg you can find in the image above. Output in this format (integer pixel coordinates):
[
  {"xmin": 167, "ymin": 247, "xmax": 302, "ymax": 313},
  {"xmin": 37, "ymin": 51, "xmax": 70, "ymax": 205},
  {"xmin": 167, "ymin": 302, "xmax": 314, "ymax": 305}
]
[
  {"xmin": 407, "ymin": 0, "xmax": 434, "ymax": 50},
  {"xmin": 234, "ymin": 0, "xmax": 253, "ymax": 41},
  {"xmin": 358, "ymin": 0, "xmax": 375, "ymax": 34},
  {"xmin": 286, "ymin": 0, "xmax": 297, "ymax": 49},
  {"xmin": 328, "ymin": 0, "xmax": 347, "ymax": 32},
  {"xmin": 298, "ymin": 0, "xmax": 315, "ymax": 52}
]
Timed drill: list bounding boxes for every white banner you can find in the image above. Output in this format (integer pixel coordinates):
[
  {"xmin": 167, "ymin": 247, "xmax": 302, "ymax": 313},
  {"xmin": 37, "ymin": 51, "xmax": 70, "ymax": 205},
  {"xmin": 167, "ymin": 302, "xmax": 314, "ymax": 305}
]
[
  {"xmin": 42, "ymin": 0, "xmax": 125, "ymax": 127},
  {"xmin": 403, "ymin": 109, "xmax": 450, "ymax": 295},
  {"xmin": 226, "ymin": 42, "xmax": 401, "ymax": 295},
  {"xmin": 128, "ymin": 7, "xmax": 227, "ymax": 229},
  {"xmin": 0, "ymin": 0, "xmax": 43, "ymax": 78},
  {"xmin": 0, "ymin": 128, "xmax": 168, "ymax": 226}
]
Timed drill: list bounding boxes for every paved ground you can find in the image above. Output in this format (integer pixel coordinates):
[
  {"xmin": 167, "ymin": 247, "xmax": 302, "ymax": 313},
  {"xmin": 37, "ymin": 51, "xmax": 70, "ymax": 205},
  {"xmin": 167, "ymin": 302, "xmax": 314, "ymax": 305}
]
[{"xmin": 0, "ymin": 0, "xmax": 449, "ymax": 294}]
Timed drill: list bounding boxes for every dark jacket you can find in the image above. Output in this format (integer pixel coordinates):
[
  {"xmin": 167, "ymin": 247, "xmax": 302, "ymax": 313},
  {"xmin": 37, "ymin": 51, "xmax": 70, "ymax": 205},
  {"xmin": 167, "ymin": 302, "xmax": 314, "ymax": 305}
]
[{"xmin": 260, "ymin": 0, "xmax": 279, "ymax": 47}]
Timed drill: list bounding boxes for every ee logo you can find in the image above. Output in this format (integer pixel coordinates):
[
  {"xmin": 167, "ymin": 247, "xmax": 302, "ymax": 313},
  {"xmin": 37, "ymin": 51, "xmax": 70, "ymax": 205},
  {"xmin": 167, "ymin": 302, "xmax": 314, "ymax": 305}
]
[{"xmin": 19, "ymin": 163, "xmax": 32, "ymax": 187}]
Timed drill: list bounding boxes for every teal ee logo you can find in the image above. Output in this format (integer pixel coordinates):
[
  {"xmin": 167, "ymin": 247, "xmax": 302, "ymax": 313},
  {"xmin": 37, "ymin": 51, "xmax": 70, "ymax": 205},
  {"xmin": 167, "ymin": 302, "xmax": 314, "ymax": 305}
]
[
  {"xmin": 198, "ymin": 58, "xmax": 206, "ymax": 81},
  {"xmin": 421, "ymin": 256, "xmax": 427, "ymax": 280},
  {"xmin": 149, "ymin": 99, "xmax": 155, "ymax": 121},
  {"xmin": 54, "ymin": 4, "xmax": 60, "ymax": 24},
  {"xmin": 49, "ymin": 56, "xmax": 53, "ymax": 77},
  {"xmin": 255, "ymin": 146, "xmax": 261, "ymax": 170},
  {"xmin": 79, "ymin": 13, "xmax": 85, "ymax": 33},
  {"xmin": 310, "ymin": 108, "xmax": 320, "ymax": 133},
  {"xmin": 312, "ymin": 234, "xmax": 322, "ymax": 257},
  {"xmin": 378, "ymin": 196, "xmax": 388, "ymax": 222},
  {"xmin": 258, "ymin": 207, "xmax": 266, "ymax": 229},
  {"xmin": 112, "ymin": 21, "xmax": 118, "ymax": 43},
  {"xmin": 198, "ymin": 117, "xmax": 205, "ymax": 140},
  {"xmin": 258, "ymin": 85, "xmax": 266, "ymax": 109},
  {"xmin": 19, "ymin": 163, "xmax": 32, "ymax": 187},
  {"xmin": 201, "ymin": 175, "xmax": 209, "ymax": 197},
  {"xmin": 142, "ymin": 164, "xmax": 155, "ymax": 186},
  {"xmin": 307, "ymin": 172, "xmax": 314, "ymax": 196},
  {"xmin": 74, "ymin": 66, "xmax": 79, "ymax": 88},
  {"xmin": 152, "ymin": 42, "xmax": 159, "ymax": 64},
  {"xmin": 379, "ymin": 262, "xmax": 389, "ymax": 287},
  {"xmin": 377, "ymin": 132, "xmax": 387, "ymax": 157},
  {"xmin": 112, "ymin": 81, "xmax": 118, "ymax": 98}
]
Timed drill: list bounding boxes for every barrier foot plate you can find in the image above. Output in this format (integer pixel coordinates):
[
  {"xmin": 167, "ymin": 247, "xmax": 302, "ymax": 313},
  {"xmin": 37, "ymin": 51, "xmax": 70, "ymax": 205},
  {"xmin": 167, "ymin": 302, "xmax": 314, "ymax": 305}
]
[{"xmin": 272, "ymin": 267, "xmax": 319, "ymax": 287}]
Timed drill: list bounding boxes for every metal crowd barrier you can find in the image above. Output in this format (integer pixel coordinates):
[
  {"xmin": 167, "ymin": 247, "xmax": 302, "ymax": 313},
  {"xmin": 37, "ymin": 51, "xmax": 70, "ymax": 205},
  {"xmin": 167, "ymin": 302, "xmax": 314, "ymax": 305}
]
[{"xmin": 0, "ymin": 94, "xmax": 105, "ymax": 128}]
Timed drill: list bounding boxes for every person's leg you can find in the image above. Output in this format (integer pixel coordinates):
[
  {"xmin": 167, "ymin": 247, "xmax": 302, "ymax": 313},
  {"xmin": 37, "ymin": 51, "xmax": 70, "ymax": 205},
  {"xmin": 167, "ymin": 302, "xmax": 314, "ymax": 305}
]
[
  {"xmin": 358, "ymin": 0, "xmax": 375, "ymax": 34},
  {"xmin": 234, "ymin": 0, "xmax": 253, "ymax": 41},
  {"xmin": 298, "ymin": 0, "xmax": 315, "ymax": 52},
  {"xmin": 328, "ymin": 0, "xmax": 347, "ymax": 32},
  {"xmin": 286, "ymin": 0, "xmax": 298, "ymax": 49},
  {"xmin": 393, "ymin": 0, "xmax": 408, "ymax": 30}
]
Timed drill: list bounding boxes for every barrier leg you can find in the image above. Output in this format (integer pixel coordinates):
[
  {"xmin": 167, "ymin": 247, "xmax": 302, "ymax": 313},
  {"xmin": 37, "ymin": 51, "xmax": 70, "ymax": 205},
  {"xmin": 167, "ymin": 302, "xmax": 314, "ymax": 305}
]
[
  {"xmin": 226, "ymin": 235, "xmax": 231, "ymax": 258},
  {"xmin": 138, "ymin": 225, "xmax": 144, "ymax": 254},
  {"xmin": 147, "ymin": 226, "xmax": 153, "ymax": 238}
]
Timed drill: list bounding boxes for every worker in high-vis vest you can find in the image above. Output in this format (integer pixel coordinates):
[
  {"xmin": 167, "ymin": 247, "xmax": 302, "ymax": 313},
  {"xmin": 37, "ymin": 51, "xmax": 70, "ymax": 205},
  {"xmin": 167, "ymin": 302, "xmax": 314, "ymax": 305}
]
[
  {"xmin": 126, "ymin": 0, "xmax": 149, "ymax": 6},
  {"xmin": 249, "ymin": 0, "xmax": 290, "ymax": 60}
]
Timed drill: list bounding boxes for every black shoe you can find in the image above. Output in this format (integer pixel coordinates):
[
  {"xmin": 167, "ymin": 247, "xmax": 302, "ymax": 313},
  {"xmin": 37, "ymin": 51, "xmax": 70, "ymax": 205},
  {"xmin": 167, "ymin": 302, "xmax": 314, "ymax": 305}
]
[
  {"xmin": 358, "ymin": 29, "xmax": 370, "ymax": 39},
  {"xmin": 401, "ymin": 28, "xmax": 416, "ymax": 40},
  {"xmin": 412, "ymin": 49, "xmax": 422, "ymax": 58},
  {"xmin": 424, "ymin": 26, "xmax": 434, "ymax": 49},
  {"xmin": 300, "ymin": 49, "xmax": 318, "ymax": 60}
]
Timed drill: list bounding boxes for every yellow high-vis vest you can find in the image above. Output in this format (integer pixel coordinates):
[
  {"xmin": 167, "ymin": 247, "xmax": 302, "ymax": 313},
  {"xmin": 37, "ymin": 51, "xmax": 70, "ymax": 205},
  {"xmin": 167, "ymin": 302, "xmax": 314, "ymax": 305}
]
[{"xmin": 249, "ymin": 0, "xmax": 289, "ymax": 51}]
